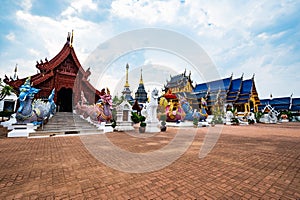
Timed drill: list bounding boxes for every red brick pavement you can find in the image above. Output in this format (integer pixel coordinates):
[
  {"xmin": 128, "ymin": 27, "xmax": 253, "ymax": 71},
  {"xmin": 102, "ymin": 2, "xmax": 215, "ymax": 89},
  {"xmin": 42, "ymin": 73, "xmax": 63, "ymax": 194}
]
[{"xmin": 0, "ymin": 123, "xmax": 300, "ymax": 199}]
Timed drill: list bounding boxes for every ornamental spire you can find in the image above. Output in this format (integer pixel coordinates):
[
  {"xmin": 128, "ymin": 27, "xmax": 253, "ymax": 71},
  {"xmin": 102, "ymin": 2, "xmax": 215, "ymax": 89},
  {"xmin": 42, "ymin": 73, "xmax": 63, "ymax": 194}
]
[
  {"xmin": 70, "ymin": 30, "xmax": 74, "ymax": 48},
  {"xmin": 124, "ymin": 63, "xmax": 130, "ymax": 87},
  {"xmin": 139, "ymin": 68, "xmax": 144, "ymax": 84}
]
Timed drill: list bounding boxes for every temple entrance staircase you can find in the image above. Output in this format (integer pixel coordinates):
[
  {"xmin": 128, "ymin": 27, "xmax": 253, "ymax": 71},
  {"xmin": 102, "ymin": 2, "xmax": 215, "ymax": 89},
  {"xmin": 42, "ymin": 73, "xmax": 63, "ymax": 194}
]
[{"xmin": 29, "ymin": 112, "xmax": 102, "ymax": 137}]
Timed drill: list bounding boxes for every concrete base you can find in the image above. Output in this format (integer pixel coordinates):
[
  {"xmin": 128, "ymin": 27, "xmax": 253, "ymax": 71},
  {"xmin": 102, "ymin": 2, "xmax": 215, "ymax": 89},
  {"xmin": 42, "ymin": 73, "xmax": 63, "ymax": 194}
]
[
  {"xmin": 145, "ymin": 121, "xmax": 160, "ymax": 133},
  {"xmin": 281, "ymin": 119, "xmax": 289, "ymax": 123},
  {"xmin": 166, "ymin": 121, "xmax": 194, "ymax": 127},
  {"xmin": 1, "ymin": 115, "xmax": 17, "ymax": 130},
  {"xmin": 97, "ymin": 123, "xmax": 114, "ymax": 133},
  {"xmin": 198, "ymin": 121, "xmax": 209, "ymax": 127},
  {"xmin": 114, "ymin": 122, "xmax": 134, "ymax": 132},
  {"xmin": 8, "ymin": 123, "xmax": 36, "ymax": 138}
]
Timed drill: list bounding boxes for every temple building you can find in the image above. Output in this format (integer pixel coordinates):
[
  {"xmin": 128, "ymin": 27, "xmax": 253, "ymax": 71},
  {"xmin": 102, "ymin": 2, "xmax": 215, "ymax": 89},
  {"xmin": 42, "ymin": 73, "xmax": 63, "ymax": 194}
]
[
  {"xmin": 134, "ymin": 69, "xmax": 147, "ymax": 104},
  {"xmin": 193, "ymin": 74, "xmax": 260, "ymax": 113},
  {"xmin": 121, "ymin": 63, "xmax": 134, "ymax": 102},
  {"xmin": 258, "ymin": 95, "xmax": 300, "ymax": 114},
  {"xmin": 164, "ymin": 69, "xmax": 194, "ymax": 94},
  {"xmin": 4, "ymin": 31, "xmax": 102, "ymax": 112},
  {"xmin": 162, "ymin": 71, "xmax": 260, "ymax": 114}
]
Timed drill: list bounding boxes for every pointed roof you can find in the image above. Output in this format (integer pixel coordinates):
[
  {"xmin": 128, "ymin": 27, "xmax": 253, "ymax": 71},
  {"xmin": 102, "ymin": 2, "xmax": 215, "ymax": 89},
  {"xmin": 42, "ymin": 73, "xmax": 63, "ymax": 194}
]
[
  {"xmin": 4, "ymin": 32, "xmax": 101, "ymax": 98},
  {"xmin": 135, "ymin": 68, "xmax": 147, "ymax": 103},
  {"xmin": 165, "ymin": 69, "xmax": 193, "ymax": 89},
  {"xmin": 193, "ymin": 76, "xmax": 232, "ymax": 93}
]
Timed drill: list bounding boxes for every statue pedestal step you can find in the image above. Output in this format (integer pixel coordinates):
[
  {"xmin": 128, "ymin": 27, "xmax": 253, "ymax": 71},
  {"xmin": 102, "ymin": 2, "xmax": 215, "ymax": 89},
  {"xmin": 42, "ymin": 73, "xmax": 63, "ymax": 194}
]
[
  {"xmin": 166, "ymin": 121, "xmax": 193, "ymax": 127},
  {"xmin": 114, "ymin": 121, "xmax": 134, "ymax": 132},
  {"xmin": 146, "ymin": 121, "xmax": 160, "ymax": 133},
  {"xmin": 8, "ymin": 123, "xmax": 36, "ymax": 137},
  {"xmin": 96, "ymin": 122, "xmax": 114, "ymax": 133},
  {"xmin": 198, "ymin": 121, "xmax": 209, "ymax": 127}
]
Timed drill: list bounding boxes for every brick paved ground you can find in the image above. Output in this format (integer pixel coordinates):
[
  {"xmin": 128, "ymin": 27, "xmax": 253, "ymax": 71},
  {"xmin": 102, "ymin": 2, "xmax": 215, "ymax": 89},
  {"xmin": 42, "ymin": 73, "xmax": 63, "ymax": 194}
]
[{"xmin": 0, "ymin": 123, "xmax": 300, "ymax": 199}]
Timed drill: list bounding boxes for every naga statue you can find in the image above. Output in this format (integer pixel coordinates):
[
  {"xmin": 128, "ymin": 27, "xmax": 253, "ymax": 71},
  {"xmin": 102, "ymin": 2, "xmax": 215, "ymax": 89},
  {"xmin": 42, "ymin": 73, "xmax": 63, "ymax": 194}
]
[
  {"xmin": 179, "ymin": 95, "xmax": 208, "ymax": 121},
  {"xmin": 16, "ymin": 77, "xmax": 56, "ymax": 125},
  {"xmin": 76, "ymin": 88, "xmax": 112, "ymax": 123}
]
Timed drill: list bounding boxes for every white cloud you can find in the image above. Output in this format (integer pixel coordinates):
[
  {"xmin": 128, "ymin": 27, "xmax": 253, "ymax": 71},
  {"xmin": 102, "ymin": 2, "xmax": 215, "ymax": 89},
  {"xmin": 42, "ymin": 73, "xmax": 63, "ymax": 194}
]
[
  {"xmin": 19, "ymin": 0, "xmax": 33, "ymax": 12},
  {"xmin": 1, "ymin": 0, "xmax": 299, "ymax": 98},
  {"xmin": 28, "ymin": 48, "xmax": 40, "ymax": 57},
  {"xmin": 61, "ymin": 0, "xmax": 98, "ymax": 17},
  {"xmin": 5, "ymin": 32, "xmax": 15, "ymax": 42},
  {"xmin": 111, "ymin": 0, "xmax": 181, "ymax": 25}
]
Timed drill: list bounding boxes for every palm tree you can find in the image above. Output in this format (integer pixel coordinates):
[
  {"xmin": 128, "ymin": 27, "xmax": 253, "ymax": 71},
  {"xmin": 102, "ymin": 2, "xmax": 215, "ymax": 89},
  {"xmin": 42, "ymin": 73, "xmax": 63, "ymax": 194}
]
[{"xmin": 0, "ymin": 78, "xmax": 14, "ymax": 101}]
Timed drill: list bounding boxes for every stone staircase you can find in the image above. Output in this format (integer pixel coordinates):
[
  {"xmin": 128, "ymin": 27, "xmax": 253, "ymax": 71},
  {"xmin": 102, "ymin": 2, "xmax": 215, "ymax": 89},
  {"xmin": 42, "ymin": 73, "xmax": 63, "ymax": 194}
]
[{"xmin": 29, "ymin": 112, "xmax": 102, "ymax": 137}]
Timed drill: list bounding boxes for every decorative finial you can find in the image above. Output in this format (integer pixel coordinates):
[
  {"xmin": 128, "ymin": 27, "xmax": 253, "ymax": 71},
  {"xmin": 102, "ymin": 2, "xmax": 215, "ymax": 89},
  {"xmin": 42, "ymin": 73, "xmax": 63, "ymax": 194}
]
[
  {"xmin": 70, "ymin": 30, "xmax": 74, "ymax": 47},
  {"xmin": 139, "ymin": 68, "xmax": 144, "ymax": 84},
  {"xmin": 252, "ymin": 73, "xmax": 255, "ymax": 79},
  {"xmin": 67, "ymin": 32, "xmax": 71, "ymax": 44},
  {"xmin": 124, "ymin": 63, "xmax": 130, "ymax": 87},
  {"xmin": 241, "ymin": 73, "xmax": 244, "ymax": 79},
  {"xmin": 13, "ymin": 64, "xmax": 18, "ymax": 80},
  {"xmin": 24, "ymin": 76, "xmax": 31, "ymax": 86}
]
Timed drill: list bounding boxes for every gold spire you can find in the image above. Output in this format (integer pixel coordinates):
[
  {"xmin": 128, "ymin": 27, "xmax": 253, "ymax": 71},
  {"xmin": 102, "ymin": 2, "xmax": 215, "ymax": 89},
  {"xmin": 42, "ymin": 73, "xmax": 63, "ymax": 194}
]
[
  {"xmin": 139, "ymin": 68, "xmax": 144, "ymax": 84},
  {"xmin": 124, "ymin": 63, "xmax": 130, "ymax": 87}
]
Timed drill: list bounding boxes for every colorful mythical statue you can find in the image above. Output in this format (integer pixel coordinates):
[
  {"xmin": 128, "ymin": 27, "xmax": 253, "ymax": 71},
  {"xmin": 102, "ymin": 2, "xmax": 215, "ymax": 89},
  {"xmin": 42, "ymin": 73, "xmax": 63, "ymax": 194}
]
[
  {"xmin": 16, "ymin": 77, "xmax": 56, "ymax": 125},
  {"xmin": 178, "ymin": 95, "xmax": 208, "ymax": 121},
  {"xmin": 76, "ymin": 88, "xmax": 112, "ymax": 123},
  {"xmin": 159, "ymin": 95, "xmax": 185, "ymax": 122},
  {"xmin": 165, "ymin": 101, "xmax": 185, "ymax": 122}
]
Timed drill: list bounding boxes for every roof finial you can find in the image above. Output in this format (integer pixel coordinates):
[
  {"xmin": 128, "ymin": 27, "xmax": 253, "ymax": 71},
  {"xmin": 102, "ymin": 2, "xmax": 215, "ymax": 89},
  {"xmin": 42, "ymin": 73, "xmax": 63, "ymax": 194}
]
[
  {"xmin": 241, "ymin": 73, "xmax": 244, "ymax": 79},
  {"xmin": 70, "ymin": 30, "xmax": 74, "ymax": 48},
  {"xmin": 124, "ymin": 63, "xmax": 130, "ymax": 87},
  {"xmin": 67, "ymin": 32, "xmax": 71, "ymax": 44},
  {"xmin": 139, "ymin": 68, "xmax": 144, "ymax": 84},
  {"xmin": 13, "ymin": 64, "xmax": 18, "ymax": 80},
  {"xmin": 252, "ymin": 73, "xmax": 255, "ymax": 79}
]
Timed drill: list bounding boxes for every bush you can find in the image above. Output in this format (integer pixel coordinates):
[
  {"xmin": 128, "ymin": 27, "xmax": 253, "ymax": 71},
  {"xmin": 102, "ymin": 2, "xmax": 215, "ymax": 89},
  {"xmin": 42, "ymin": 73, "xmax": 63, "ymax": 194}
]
[
  {"xmin": 140, "ymin": 122, "xmax": 146, "ymax": 127},
  {"xmin": 131, "ymin": 112, "xmax": 141, "ymax": 123}
]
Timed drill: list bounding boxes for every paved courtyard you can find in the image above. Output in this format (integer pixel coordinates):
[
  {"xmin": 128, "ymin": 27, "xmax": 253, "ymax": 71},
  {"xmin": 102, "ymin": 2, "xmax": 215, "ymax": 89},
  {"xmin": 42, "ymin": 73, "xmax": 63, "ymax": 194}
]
[{"xmin": 0, "ymin": 123, "xmax": 300, "ymax": 199}]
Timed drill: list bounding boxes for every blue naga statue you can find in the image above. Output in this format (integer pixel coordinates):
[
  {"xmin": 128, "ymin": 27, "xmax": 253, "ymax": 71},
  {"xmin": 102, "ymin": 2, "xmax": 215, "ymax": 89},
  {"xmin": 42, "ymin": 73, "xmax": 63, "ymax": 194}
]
[
  {"xmin": 178, "ymin": 95, "xmax": 208, "ymax": 121},
  {"xmin": 16, "ymin": 77, "xmax": 56, "ymax": 125}
]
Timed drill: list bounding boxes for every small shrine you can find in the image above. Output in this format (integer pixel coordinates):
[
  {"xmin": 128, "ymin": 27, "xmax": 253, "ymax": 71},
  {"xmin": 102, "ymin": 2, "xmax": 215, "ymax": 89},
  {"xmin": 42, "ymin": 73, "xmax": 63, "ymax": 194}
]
[{"xmin": 114, "ymin": 100, "xmax": 134, "ymax": 131}]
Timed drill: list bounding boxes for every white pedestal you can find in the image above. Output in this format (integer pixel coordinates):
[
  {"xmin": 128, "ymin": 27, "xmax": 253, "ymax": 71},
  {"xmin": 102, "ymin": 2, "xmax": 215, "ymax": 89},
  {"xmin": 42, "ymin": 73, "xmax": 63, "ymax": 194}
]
[
  {"xmin": 145, "ymin": 121, "xmax": 160, "ymax": 133},
  {"xmin": 281, "ymin": 119, "xmax": 289, "ymax": 123},
  {"xmin": 97, "ymin": 122, "xmax": 114, "ymax": 133},
  {"xmin": 8, "ymin": 123, "xmax": 36, "ymax": 138},
  {"xmin": 166, "ymin": 121, "xmax": 194, "ymax": 127},
  {"xmin": 198, "ymin": 121, "xmax": 209, "ymax": 127},
  {"xmin": 114, "ymin": 121, "xmax": 134, "ymax": 131}
]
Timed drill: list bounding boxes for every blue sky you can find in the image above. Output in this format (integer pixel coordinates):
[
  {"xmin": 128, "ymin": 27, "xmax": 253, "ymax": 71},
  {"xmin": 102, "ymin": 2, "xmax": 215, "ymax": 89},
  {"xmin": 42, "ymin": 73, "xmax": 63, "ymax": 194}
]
[{"xmin": 0, "ymin": 0, "xmax": 299, "ymax": 98}]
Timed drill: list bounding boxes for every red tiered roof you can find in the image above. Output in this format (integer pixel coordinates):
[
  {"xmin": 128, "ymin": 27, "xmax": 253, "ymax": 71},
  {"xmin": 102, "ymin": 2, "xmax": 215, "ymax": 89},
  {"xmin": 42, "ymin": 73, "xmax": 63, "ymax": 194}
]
[{"xmin": 4, "ymin": 34, "xmax": 101, "ymax": 106}]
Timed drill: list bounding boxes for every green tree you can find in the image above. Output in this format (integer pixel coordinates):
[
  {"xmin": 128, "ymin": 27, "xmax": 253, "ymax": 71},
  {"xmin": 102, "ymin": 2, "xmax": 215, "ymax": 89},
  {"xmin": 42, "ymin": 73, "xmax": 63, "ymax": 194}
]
[{"xmin": 0, "ymin": 78, "xmax": 15, "ymax": 101}]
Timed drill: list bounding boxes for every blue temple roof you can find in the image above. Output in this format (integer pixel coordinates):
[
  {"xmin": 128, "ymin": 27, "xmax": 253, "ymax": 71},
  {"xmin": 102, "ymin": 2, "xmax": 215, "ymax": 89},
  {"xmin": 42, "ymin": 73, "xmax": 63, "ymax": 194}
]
[
  {"xmin": 291, "ymin": 98, "xmax": 300, "ymax": 111},
  {"xmin": 194, "ymin": 77, "xmax": 231, "ymax": 92},
  {"xmin": 258, "ymin": 97, "xmax": 292, "ymax": 111},
  {"xmin": 226, "ymin": 78, "xmax": 242, "ymax": 101},
  {"xmin": 230, "ymin": 78, "xmax": 242, "ymax": 92},
  {"xmin": 240, "ymin": 79, "xmax": 253, "ymax": 94}
]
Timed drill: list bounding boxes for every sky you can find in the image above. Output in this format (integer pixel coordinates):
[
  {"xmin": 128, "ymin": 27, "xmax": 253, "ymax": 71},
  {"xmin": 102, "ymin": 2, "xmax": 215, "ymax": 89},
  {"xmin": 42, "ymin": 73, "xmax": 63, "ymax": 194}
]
[{"xmin": 0, "ymin": 0, "xmax": 299, "ymax": 98}]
